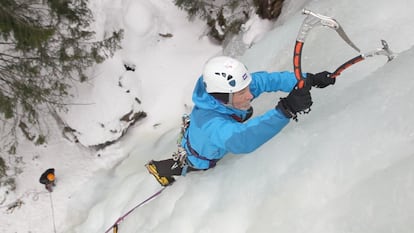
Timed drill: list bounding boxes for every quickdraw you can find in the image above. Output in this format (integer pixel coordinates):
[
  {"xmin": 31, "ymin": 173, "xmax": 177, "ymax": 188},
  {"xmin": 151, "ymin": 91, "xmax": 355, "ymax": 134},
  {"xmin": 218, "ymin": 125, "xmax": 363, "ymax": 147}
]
[
  {"xmin": 171, "ymin": 114, "xmax": 190, "ymax": 173},
  {"xmin": 176, "ymin": 114, "xmax": 190, "ymax": 146}
]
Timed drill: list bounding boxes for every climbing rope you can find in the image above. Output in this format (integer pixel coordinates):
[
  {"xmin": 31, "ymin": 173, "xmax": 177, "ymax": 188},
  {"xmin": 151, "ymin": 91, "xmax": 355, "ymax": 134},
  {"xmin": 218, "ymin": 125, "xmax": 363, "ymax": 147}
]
[{"xmin": 49, "ymin": 192, "xmax": 57, "ymax": 233}]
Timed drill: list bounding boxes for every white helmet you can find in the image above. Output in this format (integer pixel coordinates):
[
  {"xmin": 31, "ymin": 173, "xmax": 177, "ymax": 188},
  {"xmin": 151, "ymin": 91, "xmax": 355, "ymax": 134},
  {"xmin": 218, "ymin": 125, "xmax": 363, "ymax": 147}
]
[{"xmin": 203, "ymin": 56, "xmax": 252, "ymax": 93}]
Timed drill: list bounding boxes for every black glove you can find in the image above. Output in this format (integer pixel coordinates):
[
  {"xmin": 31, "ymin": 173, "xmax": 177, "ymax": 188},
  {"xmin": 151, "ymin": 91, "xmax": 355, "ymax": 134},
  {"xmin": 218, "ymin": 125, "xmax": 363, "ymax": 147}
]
[
  {"xmin": 307, "ymin": 71, "xmax": 335, "ymax": 88},
  {"xmin": 276, "ymin": 87, "xmax": 313, "ymax": 120}
]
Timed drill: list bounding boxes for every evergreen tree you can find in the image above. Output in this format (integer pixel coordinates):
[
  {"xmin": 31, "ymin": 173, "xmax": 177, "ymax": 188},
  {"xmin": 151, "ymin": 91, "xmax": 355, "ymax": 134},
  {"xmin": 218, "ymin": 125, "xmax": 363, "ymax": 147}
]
[
  {"xmin": 253, "ymin": 0, "xmax": 284, "ymax": 20},
  {"xmin": 174, "ymin": 0, "xmax": 249, "ymax": 42},
  {"xmin": 174, "ymin": 0, "xmax": 284, "ymax": 43},
  {"xmin": 0, "ymin": 0, "xmax": 122, "ymax": 153}
]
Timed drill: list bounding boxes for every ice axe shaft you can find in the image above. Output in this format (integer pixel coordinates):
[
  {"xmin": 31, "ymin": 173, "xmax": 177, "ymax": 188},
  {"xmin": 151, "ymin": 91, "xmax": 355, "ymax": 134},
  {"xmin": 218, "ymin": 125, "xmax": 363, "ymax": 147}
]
[{"xmin": 331, "ymin": 39, "xmax": 395, "ymax": 78}]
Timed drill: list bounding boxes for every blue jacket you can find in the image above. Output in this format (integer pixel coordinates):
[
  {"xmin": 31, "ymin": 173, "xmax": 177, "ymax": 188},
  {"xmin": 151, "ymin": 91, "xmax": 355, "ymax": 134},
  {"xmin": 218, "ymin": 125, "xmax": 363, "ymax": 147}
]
[{"xmin": 181, "ymin": 71, "xmax": 299, "ymax": 169}]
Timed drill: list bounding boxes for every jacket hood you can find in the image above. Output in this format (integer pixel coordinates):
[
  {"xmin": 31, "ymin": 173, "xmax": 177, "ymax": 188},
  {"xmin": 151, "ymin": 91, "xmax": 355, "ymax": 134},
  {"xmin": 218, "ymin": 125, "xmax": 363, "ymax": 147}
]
[{"xmin": 192, "ymin": 77, "xmax": 248, "ymax": 117}]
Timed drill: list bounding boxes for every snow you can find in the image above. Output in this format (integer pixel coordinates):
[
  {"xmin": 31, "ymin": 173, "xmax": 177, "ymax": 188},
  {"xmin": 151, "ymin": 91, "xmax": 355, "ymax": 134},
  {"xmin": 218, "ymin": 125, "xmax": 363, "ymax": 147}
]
[{"xmin": 2, "ymin": 0, "xmax": 414, "ymax": 232}]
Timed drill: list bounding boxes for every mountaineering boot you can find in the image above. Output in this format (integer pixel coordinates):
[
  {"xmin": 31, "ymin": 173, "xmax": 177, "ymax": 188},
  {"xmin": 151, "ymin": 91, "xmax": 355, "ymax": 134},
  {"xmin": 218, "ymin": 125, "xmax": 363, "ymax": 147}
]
[{"xmin": 145, "ymin": 161, "xmax": 175, "ymax": 186}]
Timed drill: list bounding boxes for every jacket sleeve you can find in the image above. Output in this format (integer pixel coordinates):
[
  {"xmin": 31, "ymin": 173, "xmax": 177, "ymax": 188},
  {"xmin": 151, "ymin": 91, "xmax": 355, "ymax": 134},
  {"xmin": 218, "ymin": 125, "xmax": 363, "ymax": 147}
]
[
  {"xmin": 206, "ymin": 108, "xmax": 290, "ymax": 154},
  {"xmin": 249, "ymin": 71, "xmax": 298, "ymax": 98}
]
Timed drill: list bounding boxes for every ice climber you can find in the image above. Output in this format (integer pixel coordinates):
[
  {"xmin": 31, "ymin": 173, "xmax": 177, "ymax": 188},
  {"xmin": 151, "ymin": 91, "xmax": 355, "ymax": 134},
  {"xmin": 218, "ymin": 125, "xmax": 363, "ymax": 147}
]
[{"xmin": 146, "ymin": 56, "xmax": 335, "ymax": 186}]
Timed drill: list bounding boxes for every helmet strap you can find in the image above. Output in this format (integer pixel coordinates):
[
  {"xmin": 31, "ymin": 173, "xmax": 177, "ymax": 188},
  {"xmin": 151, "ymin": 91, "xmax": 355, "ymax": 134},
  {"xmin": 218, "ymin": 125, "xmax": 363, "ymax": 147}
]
[
  {"xmin": 210, "ymin": 92, "xmax": 234, "ymax": 106},
  {"xmin": 228, "ymin": 93, "xmax": 234, "ymax": 106},
  {"xmin": 210, "ymin": 93, "xmax": 230, "ymax": 104}
]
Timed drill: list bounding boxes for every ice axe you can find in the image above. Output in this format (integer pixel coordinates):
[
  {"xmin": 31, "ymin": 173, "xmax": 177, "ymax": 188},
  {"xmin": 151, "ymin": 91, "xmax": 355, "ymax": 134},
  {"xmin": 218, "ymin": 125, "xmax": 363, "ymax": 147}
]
[
  {"xmin": 293, "ymin": 9, "xmax": 395, "ymax": 88},
  {"xmin": 293, "ymin": 9, "xmax": 361, "ymax": 89}
]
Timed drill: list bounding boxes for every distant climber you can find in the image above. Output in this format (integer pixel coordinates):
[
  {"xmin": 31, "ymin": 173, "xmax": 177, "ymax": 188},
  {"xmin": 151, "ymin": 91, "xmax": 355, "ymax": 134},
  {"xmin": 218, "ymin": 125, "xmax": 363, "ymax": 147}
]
[{"xmin": 39, "ymin": 168, "xmax": 56, "ymax": 192}]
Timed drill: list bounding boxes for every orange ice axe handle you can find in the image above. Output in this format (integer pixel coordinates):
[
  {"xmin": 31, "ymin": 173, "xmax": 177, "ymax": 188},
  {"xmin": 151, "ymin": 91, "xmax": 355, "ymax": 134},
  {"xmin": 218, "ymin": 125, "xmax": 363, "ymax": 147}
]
[{"xmin": 293, "ymin": 41, "xmax": 305, "ymax": 89}]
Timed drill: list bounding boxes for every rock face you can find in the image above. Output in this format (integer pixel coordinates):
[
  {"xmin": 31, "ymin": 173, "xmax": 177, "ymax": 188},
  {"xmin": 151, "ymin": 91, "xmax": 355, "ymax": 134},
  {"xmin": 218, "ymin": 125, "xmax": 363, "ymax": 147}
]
[
  {"xmin": 89, "ymin": 110, "xmax": 147, "ymax": 150},
  {"xmin": 60, "ymin": 60, "xmax": 147, "ymax": 150},
  {"xmin": 255, "ymin": 0, "xmax": 284, "ymax": 20}
]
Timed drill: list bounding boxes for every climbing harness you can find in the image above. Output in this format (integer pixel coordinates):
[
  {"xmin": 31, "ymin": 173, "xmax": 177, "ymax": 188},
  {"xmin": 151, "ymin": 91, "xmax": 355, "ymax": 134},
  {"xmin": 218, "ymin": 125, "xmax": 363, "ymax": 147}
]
[
  {"xmin": 172, "ymin": 108, "xmax": 254, "ymax": 172},
  {"xmin": 185, "ymin": 133, "xmax": 219, "ymax": 169},
  {"xmin": 172, "ymin": 113, "xmax": 221, "ymax": 173}
]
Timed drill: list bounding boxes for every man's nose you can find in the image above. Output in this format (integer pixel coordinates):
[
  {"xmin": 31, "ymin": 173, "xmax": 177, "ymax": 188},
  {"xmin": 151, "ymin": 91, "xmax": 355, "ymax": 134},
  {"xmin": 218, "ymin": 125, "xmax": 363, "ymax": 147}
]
[{"xmin": 246, "ymin": 90, "xmax": 253, "ymax": 100}]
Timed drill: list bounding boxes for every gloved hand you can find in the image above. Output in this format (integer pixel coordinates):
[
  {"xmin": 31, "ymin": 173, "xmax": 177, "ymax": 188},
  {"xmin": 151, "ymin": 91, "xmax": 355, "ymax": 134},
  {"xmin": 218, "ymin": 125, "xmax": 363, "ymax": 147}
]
[
  {"xmin": 307, "ymin": 71, "xmax": 335, "ymax": 88},
  {"xmin": 276, "ymin": 87, "xmax": 313, "ymax": 120}
]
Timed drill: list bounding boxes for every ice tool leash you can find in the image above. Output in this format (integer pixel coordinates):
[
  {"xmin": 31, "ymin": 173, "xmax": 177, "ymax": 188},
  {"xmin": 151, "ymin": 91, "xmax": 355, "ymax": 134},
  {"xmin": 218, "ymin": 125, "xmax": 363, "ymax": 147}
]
[
  {"xmin": 293, "ymin": 9, "xmax": 395, "ymax": 87},
  {"xmin": 103, "ymin": 186, "xmax": 167, "ymax": 233}
]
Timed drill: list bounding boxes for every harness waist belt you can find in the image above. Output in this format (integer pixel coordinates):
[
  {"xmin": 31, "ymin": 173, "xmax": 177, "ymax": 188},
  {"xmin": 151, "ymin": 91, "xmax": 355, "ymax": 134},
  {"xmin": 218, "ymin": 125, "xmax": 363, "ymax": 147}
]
[{"xmin": 186, "ymin": 137, "xmax": 219, "ymax": 168}]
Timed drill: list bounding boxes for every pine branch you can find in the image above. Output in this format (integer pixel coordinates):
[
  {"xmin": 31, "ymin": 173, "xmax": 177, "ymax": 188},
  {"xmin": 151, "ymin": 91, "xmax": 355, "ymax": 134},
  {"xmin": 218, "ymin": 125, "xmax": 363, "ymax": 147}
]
[{"xmin": 0, "ymin": 0, "xmax": 123, "ymax": 153}]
